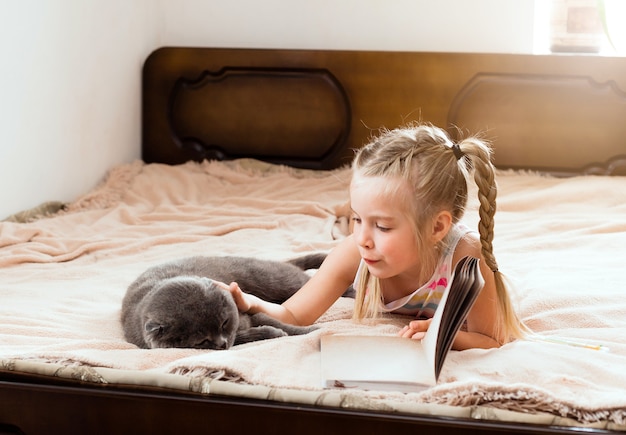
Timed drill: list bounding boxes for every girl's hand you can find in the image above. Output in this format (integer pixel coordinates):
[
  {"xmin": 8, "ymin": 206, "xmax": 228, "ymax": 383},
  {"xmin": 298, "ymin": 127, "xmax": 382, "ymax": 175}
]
[
  {"xmin": 227, "ymin": 282, "xmax": 252, "ymax": 313},
  {"xmin": 214, "ymin": 280, "xmax": 252, "ymax": 313},
  {"xmin": 398, "ymin": 318, "xmax": 432, "ymax": 340}
]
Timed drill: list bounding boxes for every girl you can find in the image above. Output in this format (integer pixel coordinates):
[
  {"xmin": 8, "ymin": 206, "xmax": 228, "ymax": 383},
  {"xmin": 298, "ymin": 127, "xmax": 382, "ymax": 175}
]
[{"xmin": 228, "ymin": 123, "xmax": 528, "ymax": 349}]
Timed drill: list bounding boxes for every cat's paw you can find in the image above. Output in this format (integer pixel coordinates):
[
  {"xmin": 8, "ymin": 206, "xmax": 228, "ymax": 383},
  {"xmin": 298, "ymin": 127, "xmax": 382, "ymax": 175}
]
[
  {"xmin": 235, "ymin": 326, "xmax": 288, "ymax": 345},
  {"xmin": 290, "ymin": 324, "xmax": 318, "ymax": 336}
]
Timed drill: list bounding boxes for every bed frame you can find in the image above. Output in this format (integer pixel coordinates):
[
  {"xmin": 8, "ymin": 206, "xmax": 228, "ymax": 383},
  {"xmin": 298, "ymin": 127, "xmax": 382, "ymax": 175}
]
[
  {"xmin": 2, "ymin": 47, "xmax": 626, "ymax": 435},
  {"xmin": 143, "ymin": 47, "xmax": 626, "ymax": 176}
]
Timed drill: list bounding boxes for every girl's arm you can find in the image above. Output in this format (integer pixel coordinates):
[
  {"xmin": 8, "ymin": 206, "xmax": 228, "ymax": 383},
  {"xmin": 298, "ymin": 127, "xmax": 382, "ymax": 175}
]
[
  {"xmin": 453, "ymin": 250, "xmax": 504, "ymax": 349},
  {"xmin": 228, "ymin": 236, "xmax": 361, "ymax": 326},
  {"xmin": 455, "ymin": 233, "xmax": 505, "ymax": 349}
]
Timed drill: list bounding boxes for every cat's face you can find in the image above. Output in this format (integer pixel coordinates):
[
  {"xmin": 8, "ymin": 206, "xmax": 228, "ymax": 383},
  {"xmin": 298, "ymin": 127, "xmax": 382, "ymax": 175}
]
[{"xmin": 141, "ymin": 276, "xmax": 240, "ymax": 350}]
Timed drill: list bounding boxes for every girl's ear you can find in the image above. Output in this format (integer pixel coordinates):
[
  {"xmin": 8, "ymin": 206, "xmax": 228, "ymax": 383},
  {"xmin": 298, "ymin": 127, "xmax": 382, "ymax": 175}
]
[{"xmin": 431, "ymin": 210, "xmax": 452, "ymax": 243}]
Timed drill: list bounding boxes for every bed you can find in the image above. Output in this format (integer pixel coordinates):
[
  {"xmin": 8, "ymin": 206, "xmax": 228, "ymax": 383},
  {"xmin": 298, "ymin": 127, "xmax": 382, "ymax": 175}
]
[{"xmin": 1, "ymin": 47, "xmax": 625, "ymax": 434}]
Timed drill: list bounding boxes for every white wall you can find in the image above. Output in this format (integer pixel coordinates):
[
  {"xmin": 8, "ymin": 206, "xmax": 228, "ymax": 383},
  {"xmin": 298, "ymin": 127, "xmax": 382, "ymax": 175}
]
[
  {"xmin": 160, "ymin": 0, "xmax": 535, "ymax": 53},
  {"xmin": 0, "ymin": 0, "xmax": 536, "ymax": 219},
  {"xmin": 0, "ymin": 0, "xmax": 160, "ymax": 219}
]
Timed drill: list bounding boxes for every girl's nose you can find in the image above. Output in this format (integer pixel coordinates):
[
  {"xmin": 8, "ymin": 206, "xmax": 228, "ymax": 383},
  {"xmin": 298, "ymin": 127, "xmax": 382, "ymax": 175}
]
[{"xmin": 354, "ymin": 226, "xmax": 373, "ymax": 249}]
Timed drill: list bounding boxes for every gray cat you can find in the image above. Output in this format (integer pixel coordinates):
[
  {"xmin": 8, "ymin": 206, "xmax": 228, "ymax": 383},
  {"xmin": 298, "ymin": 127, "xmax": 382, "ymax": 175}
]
[{"xmin": 121, "ymin": 253, "xmax": 342, "ymax": 350}]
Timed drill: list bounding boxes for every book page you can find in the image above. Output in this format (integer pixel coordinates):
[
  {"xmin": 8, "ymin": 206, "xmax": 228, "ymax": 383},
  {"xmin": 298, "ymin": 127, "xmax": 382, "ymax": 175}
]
[
  {"xmin": 419, "ymin": 278, "xmax": 450, "ymax": 381},
  {"xmin": 421, "ymin": 256, "xmax": 483, "ymax": 380},
  {"xmin": 320, "ymin": 335, "xmax": 434, "ymax": 391},
  {"xmin": 434, "ymin": 257, "xmax": 483, "ymax": 376}
]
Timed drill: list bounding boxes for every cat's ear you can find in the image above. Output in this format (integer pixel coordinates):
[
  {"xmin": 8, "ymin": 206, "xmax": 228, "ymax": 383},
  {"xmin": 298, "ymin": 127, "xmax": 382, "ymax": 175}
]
[
  {"xmin": 199, "ymin": 277, "xmax": 218, "ymax": 288},
  {"xmin": 145, "ymin": 321, "xmax": 165, "ymax": 336}
]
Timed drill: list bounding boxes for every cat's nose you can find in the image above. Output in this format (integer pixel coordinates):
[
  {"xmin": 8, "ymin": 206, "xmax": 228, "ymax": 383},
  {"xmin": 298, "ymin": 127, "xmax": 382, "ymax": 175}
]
[{"xmin": 213, "ymin": 338, "xmax": 229, "ymax": 350}]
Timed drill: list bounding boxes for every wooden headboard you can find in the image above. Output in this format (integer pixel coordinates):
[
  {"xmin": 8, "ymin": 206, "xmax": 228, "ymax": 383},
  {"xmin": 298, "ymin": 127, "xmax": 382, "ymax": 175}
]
[{"xmin": 142, "ymin": 47, "xmax": 626, "ymax": 176}]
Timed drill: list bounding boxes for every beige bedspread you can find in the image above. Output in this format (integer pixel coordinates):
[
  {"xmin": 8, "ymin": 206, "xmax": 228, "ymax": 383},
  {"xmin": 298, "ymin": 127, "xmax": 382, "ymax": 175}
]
[{"xmin": 1, "ymin": 159, "xmax": 625, "ymax": 430}]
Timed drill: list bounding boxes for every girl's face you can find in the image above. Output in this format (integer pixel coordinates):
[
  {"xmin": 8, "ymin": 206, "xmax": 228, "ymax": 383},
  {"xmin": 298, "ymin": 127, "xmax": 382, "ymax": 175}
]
[{"xmin": 350, "ymin": 175, "xmax": 421, "ymax": 281}]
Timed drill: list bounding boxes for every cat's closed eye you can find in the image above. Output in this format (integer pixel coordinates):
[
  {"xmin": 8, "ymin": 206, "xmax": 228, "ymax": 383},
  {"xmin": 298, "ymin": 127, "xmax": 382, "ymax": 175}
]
[
  {"xmin": 145, "ymin": 321, "xmax": 164, "ymax": 335},
  {"xmin": 196, "ymin": 338, "xmax": 213, "ymax": 348}
]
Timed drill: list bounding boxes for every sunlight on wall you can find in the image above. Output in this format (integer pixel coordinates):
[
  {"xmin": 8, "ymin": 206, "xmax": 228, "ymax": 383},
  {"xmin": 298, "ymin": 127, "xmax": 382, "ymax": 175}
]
[
  {"xmin": 533, "ymin": 0, "xmax": 552, "ymax": 53},
  {"xmin": 160, "ymin": 0, "xmax": 536, "ymax": 54},
  {"xmin": 602, "ymin": 0, "xmax": 626, "ymax": 55}
]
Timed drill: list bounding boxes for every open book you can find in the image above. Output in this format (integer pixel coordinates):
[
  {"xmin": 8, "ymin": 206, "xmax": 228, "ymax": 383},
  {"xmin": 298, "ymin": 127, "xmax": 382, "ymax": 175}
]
[{"xmin": 321, "ymin": 256, "xmax": 484, "ymax": 393}]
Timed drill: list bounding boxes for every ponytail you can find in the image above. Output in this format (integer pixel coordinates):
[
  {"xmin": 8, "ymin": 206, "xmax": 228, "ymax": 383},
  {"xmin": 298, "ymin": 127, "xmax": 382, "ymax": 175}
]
[{"xmin": 458, "ymin": 138, "xmax": 529, "ymax": 342}]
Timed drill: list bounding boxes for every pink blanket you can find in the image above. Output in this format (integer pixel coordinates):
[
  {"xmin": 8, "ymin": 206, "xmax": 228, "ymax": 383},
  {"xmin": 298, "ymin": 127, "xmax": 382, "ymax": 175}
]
[{"xmin": 1, "ymin": 159, "xmax": 625, "ymax": 429}]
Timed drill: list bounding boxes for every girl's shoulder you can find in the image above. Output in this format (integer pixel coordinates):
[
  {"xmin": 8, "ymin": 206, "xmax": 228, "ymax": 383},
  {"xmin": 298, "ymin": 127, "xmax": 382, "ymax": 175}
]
[{"xmin": 452, "ymin": 227, "xmax": 482, "ymax": 264}]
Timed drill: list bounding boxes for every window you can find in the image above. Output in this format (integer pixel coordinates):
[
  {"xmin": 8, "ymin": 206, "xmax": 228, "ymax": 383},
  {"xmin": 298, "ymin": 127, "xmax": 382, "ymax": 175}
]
[{"xmin": 534, "ymin": 0, "xmax": 625, "ymax": 55}]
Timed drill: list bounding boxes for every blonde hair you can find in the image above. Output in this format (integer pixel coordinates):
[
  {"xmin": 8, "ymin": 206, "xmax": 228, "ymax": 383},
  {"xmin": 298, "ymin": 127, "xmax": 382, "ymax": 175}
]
[{"xmin": 351, "ymin": 123, "xmax": 528, "ymax": 343}]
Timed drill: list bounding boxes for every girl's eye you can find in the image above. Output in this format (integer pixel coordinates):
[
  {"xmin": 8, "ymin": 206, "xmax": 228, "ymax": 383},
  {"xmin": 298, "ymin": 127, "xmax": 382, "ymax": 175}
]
[
  {"xmin": 376, "ymin": 224, "xmax": 391, "ymax": 232},
  {"xmin": 351, "ymin": 217, "xmax": 361, "ymax": 224}
]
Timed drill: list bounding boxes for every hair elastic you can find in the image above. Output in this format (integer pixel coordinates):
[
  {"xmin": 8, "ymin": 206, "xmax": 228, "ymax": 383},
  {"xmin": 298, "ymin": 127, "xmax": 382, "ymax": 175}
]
[{"xmin": 451, "ymin": 143, "xmax": 464, "ymax": 161}]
